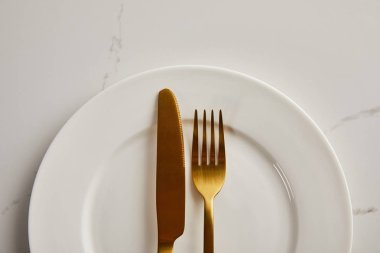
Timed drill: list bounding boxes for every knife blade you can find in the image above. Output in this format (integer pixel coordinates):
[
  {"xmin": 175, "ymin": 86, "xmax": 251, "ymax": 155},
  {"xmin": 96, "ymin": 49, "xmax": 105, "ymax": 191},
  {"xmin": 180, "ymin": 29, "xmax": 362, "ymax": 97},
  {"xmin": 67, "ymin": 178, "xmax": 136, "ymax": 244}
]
[{"xmin": 156, "ymin": 88, "xmax": 185, "ymax": 253}]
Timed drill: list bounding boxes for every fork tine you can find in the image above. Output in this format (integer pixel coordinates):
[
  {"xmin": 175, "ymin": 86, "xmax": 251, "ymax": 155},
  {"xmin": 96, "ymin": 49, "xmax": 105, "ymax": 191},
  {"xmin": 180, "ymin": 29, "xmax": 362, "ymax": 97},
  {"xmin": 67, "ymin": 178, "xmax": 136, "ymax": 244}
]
[
  {"xmin": 210, "ymin": 110, "xmax": 215, "ymax": 165},
  {"xmin": 218, "ymin": 110, "xmax": 225, "ymax": 165},
  {"xmin": 201, "ymin": 110, "xmax": 207, "ymax": 165},
  {"xmin": 192, "ymin": 110, "xmax": 199, "ymax": 167}
]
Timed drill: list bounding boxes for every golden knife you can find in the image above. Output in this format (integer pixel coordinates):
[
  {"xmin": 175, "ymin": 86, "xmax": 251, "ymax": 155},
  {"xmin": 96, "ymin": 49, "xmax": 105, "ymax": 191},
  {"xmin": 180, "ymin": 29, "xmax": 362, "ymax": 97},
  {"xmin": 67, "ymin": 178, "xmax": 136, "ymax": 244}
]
[{"xmin": 156, "ymin": 89, "xmax": 185, "ymax": 253}]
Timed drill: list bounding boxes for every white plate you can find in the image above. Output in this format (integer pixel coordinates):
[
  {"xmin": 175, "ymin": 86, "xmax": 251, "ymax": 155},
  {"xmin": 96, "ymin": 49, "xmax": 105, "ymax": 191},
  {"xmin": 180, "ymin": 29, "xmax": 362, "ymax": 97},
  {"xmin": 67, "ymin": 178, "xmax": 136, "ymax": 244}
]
[{"xmin": 29, "ymin": 65, "xmax": 352, "ymax": 253}]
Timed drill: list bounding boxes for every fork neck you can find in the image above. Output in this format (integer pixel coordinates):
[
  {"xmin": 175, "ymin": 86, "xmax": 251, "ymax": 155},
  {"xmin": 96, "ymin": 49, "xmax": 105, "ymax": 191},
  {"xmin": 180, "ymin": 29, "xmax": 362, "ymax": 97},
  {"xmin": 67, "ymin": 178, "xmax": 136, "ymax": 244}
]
[{"xmin": 204, "ymin": 197, "xmax": 215, "ymax": 253}]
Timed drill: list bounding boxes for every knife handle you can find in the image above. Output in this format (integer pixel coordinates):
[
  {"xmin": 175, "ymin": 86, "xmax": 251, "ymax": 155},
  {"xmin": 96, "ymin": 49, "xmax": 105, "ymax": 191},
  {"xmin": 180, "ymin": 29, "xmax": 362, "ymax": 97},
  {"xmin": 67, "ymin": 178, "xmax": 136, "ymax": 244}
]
[
  {"xmin": 158, "ymin": 242, "xmax": 174, "ymax": 253},
  {"xmin": 204, "ymin": 198, "xmax": 214, "ymax": 253}
]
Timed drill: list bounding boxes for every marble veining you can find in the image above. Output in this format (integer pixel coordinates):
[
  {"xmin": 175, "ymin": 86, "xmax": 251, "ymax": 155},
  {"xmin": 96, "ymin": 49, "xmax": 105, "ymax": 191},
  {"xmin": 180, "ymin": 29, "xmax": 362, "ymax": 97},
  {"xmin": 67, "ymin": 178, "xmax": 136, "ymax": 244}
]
[
  {"xmin": 1, "ymin": 193, "xmax": 31, "ymax": 216},
  {"xmin": 109, "ymin": 3, "xmax": 124, "ymax": 67},
  {"xmin": 353, "ymin": 207, "xmax": 378, "ymax": 216},
  {"xmin": 325, "ymin": 105, "xmax": 380, "ymax": 133},
  {"xmin": 1, "ymin": 200, "xmax": 20, "ymax": 216},
  {"xmin": 102, "ymin": 3, "xmax": 124, "ymax": 90},
  {"xmin": 102, "ymin": 73, "xmax": 109, "ymax": 90}
]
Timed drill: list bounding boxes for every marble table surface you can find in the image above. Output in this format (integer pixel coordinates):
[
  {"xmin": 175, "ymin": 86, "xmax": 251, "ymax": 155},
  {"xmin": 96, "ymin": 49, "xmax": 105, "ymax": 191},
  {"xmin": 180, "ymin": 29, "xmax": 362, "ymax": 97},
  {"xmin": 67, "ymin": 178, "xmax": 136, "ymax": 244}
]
[{"xmin": 1, "ymin": 0, "xmax": 379, "ymax": 252}]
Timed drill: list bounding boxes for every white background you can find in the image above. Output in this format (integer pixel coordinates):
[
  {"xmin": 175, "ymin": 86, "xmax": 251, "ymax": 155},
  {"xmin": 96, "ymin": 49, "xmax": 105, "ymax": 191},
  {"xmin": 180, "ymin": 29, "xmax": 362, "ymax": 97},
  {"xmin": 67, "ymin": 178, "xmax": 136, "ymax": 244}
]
[{"xmin": 1, "ymin": 0, "xmax": 379, "ymax": 252}]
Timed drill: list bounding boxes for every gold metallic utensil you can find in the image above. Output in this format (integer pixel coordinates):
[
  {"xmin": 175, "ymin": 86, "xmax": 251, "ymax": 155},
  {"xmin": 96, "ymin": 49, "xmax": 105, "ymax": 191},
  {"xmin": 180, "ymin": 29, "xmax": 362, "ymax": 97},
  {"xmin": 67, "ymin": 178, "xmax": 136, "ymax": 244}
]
[
  {"xmin": 192, "ymin": 110, "xmax": 226, "ymax": 253},
  {"xmin": 156, "ymin": 89, "xmax": 185, "ymax": 253}
]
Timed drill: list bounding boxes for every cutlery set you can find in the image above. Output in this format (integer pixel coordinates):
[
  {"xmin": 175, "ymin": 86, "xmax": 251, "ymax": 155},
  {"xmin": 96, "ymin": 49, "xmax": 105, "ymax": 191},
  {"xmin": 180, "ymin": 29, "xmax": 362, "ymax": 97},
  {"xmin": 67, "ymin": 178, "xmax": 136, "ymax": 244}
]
[{"xmin": 156, "ymin": 89, "xmax": 226, "ymax": 253}]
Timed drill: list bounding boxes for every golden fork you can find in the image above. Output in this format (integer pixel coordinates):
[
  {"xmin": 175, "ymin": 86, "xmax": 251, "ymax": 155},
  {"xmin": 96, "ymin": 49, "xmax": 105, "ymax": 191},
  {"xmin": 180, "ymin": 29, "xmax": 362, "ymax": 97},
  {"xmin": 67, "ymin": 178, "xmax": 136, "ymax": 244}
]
[{"xmin": 192, "ymin": 110, "xmax": 226, "ymax": 253}]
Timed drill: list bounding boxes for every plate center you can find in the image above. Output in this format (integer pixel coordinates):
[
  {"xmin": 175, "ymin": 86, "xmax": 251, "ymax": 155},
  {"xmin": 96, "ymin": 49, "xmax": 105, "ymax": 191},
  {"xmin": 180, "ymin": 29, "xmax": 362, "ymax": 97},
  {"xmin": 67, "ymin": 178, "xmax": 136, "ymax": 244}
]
[{"xmin": 82, "ymin": 122, "xmax": 297, "ymax": 252}]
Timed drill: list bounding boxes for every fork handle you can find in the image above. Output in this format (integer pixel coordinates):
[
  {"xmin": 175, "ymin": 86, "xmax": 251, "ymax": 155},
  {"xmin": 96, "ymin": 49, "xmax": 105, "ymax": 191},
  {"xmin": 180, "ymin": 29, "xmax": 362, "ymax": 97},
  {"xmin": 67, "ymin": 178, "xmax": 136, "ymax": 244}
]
[{"xmin": 204, "ymin": 198, "xmax": 214, "ymax": 253}]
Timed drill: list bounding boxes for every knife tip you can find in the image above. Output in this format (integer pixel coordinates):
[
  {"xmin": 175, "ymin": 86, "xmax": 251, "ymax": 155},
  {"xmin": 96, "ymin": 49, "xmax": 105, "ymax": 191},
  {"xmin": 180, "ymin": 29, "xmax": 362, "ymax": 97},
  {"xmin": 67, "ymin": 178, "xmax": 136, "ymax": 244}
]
[{"xmin": 159, "ymin": 88, "xmax": 173, "ymax": 96}]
